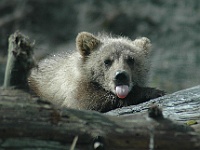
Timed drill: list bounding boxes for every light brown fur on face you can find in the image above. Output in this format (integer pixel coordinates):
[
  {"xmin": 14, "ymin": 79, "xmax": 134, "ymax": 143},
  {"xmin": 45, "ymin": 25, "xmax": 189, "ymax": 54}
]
[
  {"xmin": 28, "ymin": 32, "xmax": 164, "ymax": 112},
  {"xmin": 82, "ymin": 34, "xmax": 151, "ymax": 97}
]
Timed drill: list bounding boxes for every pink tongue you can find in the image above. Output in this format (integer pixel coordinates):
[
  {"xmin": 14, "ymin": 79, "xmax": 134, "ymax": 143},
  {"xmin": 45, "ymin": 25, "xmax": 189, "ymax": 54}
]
[{"xmin": 116, "ymin": 85, "xmax": 129, "ymax": 99}]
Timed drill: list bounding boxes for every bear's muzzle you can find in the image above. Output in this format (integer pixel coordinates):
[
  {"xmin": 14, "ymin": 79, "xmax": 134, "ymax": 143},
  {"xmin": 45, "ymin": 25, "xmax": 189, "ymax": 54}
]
[{"xmin": 114, "ymin": 70, "xmax": 131, "ymax": 99}]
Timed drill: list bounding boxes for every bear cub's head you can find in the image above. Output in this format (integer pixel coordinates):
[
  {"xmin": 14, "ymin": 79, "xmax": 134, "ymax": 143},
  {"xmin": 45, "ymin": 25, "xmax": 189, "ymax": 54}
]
[{"xmin": 76, "ymin": 32, "xmax": 151, "ymax": 99}]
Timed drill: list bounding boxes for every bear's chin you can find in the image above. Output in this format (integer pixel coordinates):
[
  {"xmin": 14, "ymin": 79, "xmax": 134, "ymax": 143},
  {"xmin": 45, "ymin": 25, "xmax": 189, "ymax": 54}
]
[{"xmin": 115, "ymin": 85, "xmax": 130, "ymax": 99}]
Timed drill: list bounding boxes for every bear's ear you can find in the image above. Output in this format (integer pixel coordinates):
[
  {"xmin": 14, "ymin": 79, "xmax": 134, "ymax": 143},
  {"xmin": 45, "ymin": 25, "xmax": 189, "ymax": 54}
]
[
  {"xmin": 133, "ymin": 37, "xmax": 151, "ymax": 56},
  {"xmin": 76, "ymin": 32, "xmax": 101, "ymax": 58}
]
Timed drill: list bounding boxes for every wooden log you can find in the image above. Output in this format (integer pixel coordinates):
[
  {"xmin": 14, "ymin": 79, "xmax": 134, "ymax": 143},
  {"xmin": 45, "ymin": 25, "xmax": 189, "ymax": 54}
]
[
  {"xmin": 0, "ymin": 88, "xmax": 200, "ymax": 149},
  {"xmin": 3, "ymin": 31, "xmax": 35, "ymax": 89},
  {"xmin": 107, "ymin": 85, "xmax": 200, "ymax": 133}
]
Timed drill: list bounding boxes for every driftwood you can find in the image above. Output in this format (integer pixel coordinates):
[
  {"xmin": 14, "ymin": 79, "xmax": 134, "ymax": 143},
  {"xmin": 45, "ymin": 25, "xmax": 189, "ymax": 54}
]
[
  {"xmin": 0, "ymin": 88, "xmax": 200, "ymax": 150},
  {"xmin": 3, "ymin": 31, "xmax": 35, "ymax": 89},
  {"xmin": 0, "ymin": 31, "xmax": 200, "ymax": 149},
  {"xmin": 107, "ymin": 85, "xmax": 200, "ymax": 134}
]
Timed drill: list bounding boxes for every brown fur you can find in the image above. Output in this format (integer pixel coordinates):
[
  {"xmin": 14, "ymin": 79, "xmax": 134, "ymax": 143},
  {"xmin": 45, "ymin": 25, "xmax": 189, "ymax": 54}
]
[{"xmin": 28, "ymin": 32, "xmax": 164, "ymax": 112}]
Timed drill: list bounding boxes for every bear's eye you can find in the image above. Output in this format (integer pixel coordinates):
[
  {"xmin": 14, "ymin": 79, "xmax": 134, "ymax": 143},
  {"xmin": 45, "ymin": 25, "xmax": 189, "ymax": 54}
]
[
  {"xmin": 126, "ymin": 57, "xmax": 135, "ymax": 65},
  {"xmin": 104, "ymin": 59, "xmax": 112, "ymax": 67}
]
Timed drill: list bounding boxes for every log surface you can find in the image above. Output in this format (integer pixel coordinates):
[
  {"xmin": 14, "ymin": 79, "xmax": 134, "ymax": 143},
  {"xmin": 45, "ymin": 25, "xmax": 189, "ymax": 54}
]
[
  {"xmin": 107, "ymin": 85, "xmax": 200, "ymax": 132},
  {"xmin": 0, "ymin": 87, "xmax": 200, "ymax": 150}
]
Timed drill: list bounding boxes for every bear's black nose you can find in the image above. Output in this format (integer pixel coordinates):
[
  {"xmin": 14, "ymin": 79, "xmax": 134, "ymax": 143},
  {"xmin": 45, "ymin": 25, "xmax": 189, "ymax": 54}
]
[{"xmin": 114, "ymin": 70, "xmax": 130, "ymax": 85}]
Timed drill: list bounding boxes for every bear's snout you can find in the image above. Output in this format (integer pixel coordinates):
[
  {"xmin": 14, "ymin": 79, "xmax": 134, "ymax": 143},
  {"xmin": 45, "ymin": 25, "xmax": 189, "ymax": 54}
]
[
  {"xmin": 114, "ymin": 70, "xmax": 131, "ymax": 99},
  {"xmin": 114, "ymin": 70, "xmax": 130, "ymax": 85}
]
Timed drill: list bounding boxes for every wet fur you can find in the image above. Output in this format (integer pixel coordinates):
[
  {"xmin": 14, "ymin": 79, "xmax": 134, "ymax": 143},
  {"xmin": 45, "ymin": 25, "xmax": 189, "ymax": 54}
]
[{"xmin": 28, "ymin": 32, "xmax": 164, "ymax": 112}]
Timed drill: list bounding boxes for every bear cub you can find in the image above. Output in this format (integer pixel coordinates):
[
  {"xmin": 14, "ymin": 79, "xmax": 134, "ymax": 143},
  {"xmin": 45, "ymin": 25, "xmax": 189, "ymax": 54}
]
[{"xmin": 28, "ymin": 32, "xmax": 164, "ymax": 112}]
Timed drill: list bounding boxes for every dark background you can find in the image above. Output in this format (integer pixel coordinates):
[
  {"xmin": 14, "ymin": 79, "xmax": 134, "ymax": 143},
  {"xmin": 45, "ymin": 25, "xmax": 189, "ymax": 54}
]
[{"xmin": 0, "ymin": 0, "xmax": 200, "ymax": 93}]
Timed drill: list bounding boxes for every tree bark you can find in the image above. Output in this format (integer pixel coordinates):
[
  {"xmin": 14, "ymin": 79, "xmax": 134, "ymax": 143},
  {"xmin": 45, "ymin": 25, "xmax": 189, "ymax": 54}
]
[
  {"xmin": 107, "ymin": 85, "xmax": 200, "ymax": 134},
  {"xmin": 3, "ymin": 31, "xmax": 35, "ymax": 89},
  {"xmin": 0, "ymin": 87, "xmax": 200, "ymax": 150}
]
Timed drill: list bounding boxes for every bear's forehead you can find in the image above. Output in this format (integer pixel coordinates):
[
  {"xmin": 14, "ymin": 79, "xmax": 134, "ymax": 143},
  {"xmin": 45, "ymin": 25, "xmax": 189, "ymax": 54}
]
[{"xmin": 100, "ymin": 42, "xmax": 137, "ymax": 57}]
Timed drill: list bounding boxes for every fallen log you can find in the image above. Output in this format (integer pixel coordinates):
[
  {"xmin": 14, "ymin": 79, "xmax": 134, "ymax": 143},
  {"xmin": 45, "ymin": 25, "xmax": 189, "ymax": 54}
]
[
  {"xmin": 0, "ymin": 87, "xmax": 200, "ymax": 150},
  {"xmin": 107, "ymin": 85, "xmax": 200, "ymax": 134}
]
